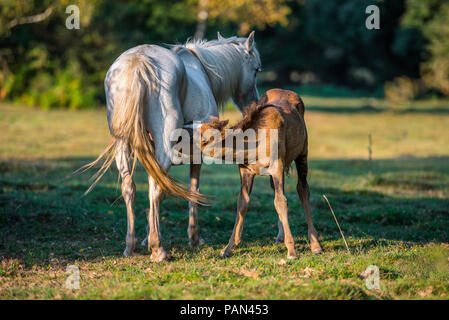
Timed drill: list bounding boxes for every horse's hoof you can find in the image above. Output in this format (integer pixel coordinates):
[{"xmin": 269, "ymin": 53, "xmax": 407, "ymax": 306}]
[
  {"xmin": 189, "ymin": 237, "xmax": 205, "ymax": 247},
  {"xmin": 312, "ymin": 249, "xmax": 323, "ymax": 255},
  {"xmin": 150, "ymin": 248, "xmax": 168, "ymax": 262},
  {"xmin": 123, "ymin": 248, "xmax": 135, "ymax": 257}
]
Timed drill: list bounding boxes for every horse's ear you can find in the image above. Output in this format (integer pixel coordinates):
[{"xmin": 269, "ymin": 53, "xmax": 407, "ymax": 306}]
[
  {"xmin": 245, "ymin": 31, "xmax": 255, "ymax": 52},
  {"xmin": 217, "ymin": 31, "xmax": 225, "ymax": 41}
]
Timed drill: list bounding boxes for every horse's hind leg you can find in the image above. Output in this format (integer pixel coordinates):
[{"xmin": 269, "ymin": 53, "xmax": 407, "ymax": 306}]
[
  {"xmin": 147, "ymin": 175, "xmax": 167, "ymax": 262},
  {"xmin": 295, "ymin": 156, "xmax": 322, "ymax": 254},
  {"xmin": 221, "ymin": 167, "xmax": 254, "ymax": 258},
  {"xmin": 188, "ymin": 164, "xmax": 204, "ymax": 247},
  {"xmin": 115, "ymin": 141, "xmax": 138, "ymax": 257}
]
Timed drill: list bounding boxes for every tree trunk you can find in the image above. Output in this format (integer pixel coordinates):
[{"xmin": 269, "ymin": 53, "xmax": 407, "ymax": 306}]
[{"xmin": 195, "ymin": 0, "xmax": 208, "ymax": 39}]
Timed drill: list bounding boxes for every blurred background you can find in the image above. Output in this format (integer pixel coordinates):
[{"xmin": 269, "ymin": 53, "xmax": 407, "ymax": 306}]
[
  {"xmin": 1, "ymin": 0, "xmax": 449, "ymax": 109},
  {"xmin": 1, "ymin": 1, "xmax": 449, "ymax": 300}
]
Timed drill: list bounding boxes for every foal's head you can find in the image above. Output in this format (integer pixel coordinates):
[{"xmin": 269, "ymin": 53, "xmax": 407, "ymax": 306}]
[{"xmin": 199, "ymin": 117, "xmax": 229, "ymax": 150}]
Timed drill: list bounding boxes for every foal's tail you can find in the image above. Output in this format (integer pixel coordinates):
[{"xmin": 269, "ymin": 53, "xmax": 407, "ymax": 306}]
[{"xmin": 73, "ymin": 53, "xmax": 208, "ymax": 205}]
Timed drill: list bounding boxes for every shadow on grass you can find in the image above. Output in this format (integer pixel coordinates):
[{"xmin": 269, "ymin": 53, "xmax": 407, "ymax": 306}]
[{"xmin": 0, "ymin": 156, "xmax": 448, "ymax": 265}]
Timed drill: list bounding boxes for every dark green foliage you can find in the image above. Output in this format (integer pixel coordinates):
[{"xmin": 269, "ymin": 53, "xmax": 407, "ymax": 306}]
[{"xmin": 1, "ymin": 0, "xmax": 448, "ymax": 109}]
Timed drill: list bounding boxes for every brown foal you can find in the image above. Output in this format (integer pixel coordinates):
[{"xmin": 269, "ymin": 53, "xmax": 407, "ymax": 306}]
[{"xmin": 200, "ymin": 89, "xmax": 322, "ymax": 259}]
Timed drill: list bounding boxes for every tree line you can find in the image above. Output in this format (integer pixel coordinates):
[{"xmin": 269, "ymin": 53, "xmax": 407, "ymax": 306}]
[{"xmin": 0, "ymin": 0, "xmax": 448, "ymax": 109}]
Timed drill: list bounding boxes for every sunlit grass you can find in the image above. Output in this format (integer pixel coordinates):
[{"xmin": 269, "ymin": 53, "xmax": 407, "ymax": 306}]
[{"xmin": 1, "ymin": 99, "xmax": 448, "ymax": 299}]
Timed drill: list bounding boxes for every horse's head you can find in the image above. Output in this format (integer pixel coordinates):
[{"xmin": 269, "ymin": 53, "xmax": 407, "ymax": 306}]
[
  {"xmin": 230, "ymin": 31, "xmax": 261, "ymax": 112},
  {"xmin": 186, "ymin": 32, "xmax": 261, "ymax": 112}
]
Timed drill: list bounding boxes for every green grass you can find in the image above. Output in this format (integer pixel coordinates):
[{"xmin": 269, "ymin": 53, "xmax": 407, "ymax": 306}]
[{"xmin": 1, "ymin": 99, "xmax": 449, "ymax": 299}]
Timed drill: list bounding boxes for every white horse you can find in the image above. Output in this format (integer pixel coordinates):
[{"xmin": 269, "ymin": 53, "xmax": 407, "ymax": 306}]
[{"xmin": 80, "ymin": 32, "xmax": 262, "ymax": 261}]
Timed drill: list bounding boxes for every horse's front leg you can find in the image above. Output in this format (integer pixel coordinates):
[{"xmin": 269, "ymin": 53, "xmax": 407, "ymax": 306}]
[
  {"xmin": 188, "ymin": 163, "xmax": 204, "ymax": 246},
  {"xmin": 115, "ymin": 141, "xmax": 138, "ymax": 257}
]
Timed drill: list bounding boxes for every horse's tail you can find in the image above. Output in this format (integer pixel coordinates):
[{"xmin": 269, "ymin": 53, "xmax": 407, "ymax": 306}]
[{"xmin": 73, "ymin": 52, "xmax": 208, "ymax": 205}]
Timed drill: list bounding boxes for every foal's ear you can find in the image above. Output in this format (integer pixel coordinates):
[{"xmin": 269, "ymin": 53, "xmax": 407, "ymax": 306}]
[
  {"xmin": 208, "ymin": 116, "xmax": 228, "ymax": 130},
  {"xmin": 219, "ymin": 119, "xmax": 229, "ymax": 129},
  {"xmin": 217, "ymin": 31, "xmax": 225, "ymax": 41},
  {"xmin": 245, "ymin": 31, "xmax": 255, "ymax": 52}
]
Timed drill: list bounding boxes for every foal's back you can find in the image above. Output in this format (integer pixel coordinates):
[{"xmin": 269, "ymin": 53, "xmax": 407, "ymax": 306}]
[
  {"xmin": 218, "ymin": 89, "xmax": 321, "ymax": 259},
  {"xmin": 253, "ymin": 89, "xmax": 308, "ymax": 166}
]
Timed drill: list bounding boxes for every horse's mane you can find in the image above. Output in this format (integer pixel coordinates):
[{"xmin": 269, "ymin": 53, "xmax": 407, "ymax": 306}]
[{"xmin": 172, "ymin": 37, "xmax": 261, "ymax": 107}]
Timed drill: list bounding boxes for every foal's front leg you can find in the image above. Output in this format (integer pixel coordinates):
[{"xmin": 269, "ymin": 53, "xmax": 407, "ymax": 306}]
[
  {"xmin": 270, "ymin": 176, "xmax": 286, "ymax": 244},
  {"xmin": 221, "ymin": 168, "xmax": 255, "ymax": 258},
  {"xmin": 272, "ymin": 171, "xmax": 297, "ymax": 259},
  {"xmin": 115, "ymin": 141, "xmax": 138, "ymax": 257},
  {"xmin": 188, "ymin": 164, "xmax": 204, "ymax": 246}
]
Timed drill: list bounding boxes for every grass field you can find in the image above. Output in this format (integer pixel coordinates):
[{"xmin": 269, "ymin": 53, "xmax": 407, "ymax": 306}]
[{"xmin": 1, "ymin": 96, "xmax": 449, "ymax": 299}]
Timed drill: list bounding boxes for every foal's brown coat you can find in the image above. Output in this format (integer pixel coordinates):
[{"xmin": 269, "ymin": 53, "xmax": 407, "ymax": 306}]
[{"xmin": 202, "ymin": 89, "xmax": 322, "ymax": 259}]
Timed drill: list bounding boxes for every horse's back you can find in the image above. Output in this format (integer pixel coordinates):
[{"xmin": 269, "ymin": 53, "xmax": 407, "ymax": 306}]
[
  {"xmin": 107, "ymin": 44, "xmax": 185, "ymax": 80},
  {"xmin": 104, "ymin": 44, "xmax": 187, "ymax": 132}
]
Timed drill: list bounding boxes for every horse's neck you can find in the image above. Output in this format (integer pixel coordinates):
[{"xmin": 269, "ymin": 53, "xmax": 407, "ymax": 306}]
[
  {"xmin": 176, "ymin": 44, "xmax": 241, "ymax": 121},
  {"xmin": 177, "ymin": 49, "xmax": 220, "ymax": 123}
]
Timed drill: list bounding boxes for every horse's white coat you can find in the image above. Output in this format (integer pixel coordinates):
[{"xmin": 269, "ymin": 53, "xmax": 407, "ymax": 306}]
[{"xmin": 104, "ymin": 33, "xmax": 261, "ymax": 258}]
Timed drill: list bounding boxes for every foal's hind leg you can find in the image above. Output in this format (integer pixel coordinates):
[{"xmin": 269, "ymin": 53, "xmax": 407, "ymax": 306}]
[
  {"xmin": 272, "ymin": 169, "xmax": 297, "ymax": 259},
  {"xmin": 295, "ymin": 156, "xmax": 322, "ymax": 254},
  {"xmin": 271, "ymin": 176, "xmax": 285, "ymax": 244},
  {"xmin": 115, "ymin": 141, "xmax": 138, "ymax": 257},
  {"xmin": 221, "ymin": 167, "xmax": 255, "ymax": 258}
]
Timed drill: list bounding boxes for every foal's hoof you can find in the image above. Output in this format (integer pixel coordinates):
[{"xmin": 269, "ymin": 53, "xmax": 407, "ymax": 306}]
[
  {"xmin": 287, "ymin": 253, "xmax": 297, "ymax": 260},
  {"xmin": 220, "ymin": 248, "xmax": 232, "ymax": 258},
  {"xmin": 150, "ymin": 248, "xmax": 168, "ymax": 263},
  {"xmin": 311, "ymin": 243, "xmax": 323, "ymax": 255}
]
